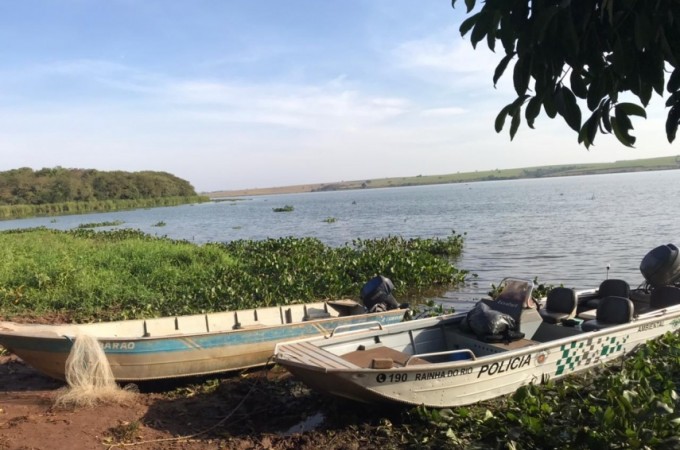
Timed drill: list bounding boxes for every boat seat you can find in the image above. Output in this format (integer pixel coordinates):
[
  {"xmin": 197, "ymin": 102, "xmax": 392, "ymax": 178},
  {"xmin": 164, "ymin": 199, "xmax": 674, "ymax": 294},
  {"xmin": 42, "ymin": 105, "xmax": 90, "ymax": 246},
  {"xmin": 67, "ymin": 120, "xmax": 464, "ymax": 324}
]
[
  {"xmin": 649, "ymin": 286, "xmax": 680, "ymax": 310},
  {"xmin": 583, "ymin": 279, "xmax": 630, "ymax": 310},
  {"xmin": 581, "ymin": 296, "xmax": 634, "ymax": 332},
  {"xmin": 539, "ymin": 287, "xmax": 577, "ymax": 324}
]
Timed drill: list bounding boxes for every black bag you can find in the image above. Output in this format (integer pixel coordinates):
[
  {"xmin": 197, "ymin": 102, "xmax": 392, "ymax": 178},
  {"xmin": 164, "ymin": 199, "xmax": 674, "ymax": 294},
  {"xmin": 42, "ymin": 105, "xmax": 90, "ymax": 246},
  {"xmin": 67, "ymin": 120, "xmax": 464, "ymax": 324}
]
[{"xmin": 466, "ymin": 302, "xmax": 524, "ymax": 343}]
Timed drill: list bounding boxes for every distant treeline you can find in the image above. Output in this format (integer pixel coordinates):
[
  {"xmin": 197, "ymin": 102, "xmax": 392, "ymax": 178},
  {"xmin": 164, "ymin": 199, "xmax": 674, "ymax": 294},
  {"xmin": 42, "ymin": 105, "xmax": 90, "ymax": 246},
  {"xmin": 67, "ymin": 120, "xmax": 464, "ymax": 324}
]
[
  {"xmin": 0, "ymin": 167, "xmax": 208, "ymax": 220},
  {"xmin": 0, "ymin": 167, "xmax": 200, "ymax": 205}
]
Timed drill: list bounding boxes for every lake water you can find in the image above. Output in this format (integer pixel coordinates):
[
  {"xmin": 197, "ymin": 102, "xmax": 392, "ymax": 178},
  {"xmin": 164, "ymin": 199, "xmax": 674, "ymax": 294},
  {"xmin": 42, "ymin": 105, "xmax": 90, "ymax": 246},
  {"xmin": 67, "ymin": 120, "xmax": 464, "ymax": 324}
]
[{"xmin": 3, "ymin": 170, "xmax": 680, "ymax": 310}]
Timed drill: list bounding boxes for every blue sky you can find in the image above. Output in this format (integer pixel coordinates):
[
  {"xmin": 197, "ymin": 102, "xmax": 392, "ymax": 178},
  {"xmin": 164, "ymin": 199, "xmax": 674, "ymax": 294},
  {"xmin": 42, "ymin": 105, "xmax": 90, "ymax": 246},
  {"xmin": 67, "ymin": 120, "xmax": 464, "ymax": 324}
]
[{"xmin": 0, "ymin": 1, "xmax": 676, "ymax": 192}]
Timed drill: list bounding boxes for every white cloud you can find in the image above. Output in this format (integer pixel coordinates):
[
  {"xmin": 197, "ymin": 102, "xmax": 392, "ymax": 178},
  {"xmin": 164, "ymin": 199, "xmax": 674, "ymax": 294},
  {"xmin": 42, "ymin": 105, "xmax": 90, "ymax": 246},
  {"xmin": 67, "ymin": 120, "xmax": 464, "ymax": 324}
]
[
  {"xmin": 391, "ymin": 27, "xmax": 502, "ymax": 89},
  {"xmin": 420, "ymin": 107, "xmax": 466, "ymax": 117}
]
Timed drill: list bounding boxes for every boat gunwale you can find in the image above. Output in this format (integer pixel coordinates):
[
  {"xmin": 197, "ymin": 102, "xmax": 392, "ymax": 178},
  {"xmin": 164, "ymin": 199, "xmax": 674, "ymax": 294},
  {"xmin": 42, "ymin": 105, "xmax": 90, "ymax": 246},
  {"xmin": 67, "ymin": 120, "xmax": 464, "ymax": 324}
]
[
  {"xmin": 0, "ymin": 305, "xmax": 408, "ymax": 342},
  {"xmin": 276, "ymin": 304, "xmax": 680, "ymax": 375}
]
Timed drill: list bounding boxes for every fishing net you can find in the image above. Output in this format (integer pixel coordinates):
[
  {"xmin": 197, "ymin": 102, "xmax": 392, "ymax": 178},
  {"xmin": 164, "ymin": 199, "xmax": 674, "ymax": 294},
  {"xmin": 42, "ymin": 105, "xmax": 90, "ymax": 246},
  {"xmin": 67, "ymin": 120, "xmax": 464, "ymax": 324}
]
[{"xmin": 54, "ymin": 333, "xmax": 136, "ymax": 408}]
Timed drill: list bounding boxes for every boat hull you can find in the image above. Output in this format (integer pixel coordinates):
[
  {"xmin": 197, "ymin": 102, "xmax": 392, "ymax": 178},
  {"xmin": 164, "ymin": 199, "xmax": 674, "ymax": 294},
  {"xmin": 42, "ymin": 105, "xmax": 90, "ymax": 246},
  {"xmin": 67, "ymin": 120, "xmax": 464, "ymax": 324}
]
[
  {"xmin": 0, "ymin": 307, "xmax": 407, "ymax": 382},
  {"xmin": 276, "ymin": 309, "xmax": 680, "ymax": 408}
]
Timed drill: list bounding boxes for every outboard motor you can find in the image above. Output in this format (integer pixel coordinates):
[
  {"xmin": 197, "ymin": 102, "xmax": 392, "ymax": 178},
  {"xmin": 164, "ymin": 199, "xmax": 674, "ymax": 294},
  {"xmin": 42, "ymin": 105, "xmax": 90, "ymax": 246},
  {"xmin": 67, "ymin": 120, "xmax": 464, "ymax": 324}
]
[
  {"xmin": 360, "ymin": 275, "xmax": 400, "ymax": 312},
  {"xmin": 640, "ymin": 244, "xmax": 680, "ymax": 287}
]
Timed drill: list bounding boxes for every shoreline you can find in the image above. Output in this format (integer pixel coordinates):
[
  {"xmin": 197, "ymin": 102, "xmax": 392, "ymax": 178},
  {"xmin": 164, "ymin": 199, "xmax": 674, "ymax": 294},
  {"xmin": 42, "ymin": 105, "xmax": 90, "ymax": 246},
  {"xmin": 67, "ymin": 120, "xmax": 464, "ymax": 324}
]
[{"xmin": 206, "ymin": 156, "xmax": 680, "ymax": 198}]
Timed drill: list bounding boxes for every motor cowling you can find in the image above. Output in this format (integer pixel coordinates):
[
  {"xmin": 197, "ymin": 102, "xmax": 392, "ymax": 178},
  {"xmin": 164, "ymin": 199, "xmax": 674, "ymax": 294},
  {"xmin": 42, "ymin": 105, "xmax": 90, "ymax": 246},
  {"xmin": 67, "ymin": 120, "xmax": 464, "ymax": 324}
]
[
  {"xmin": 640, "ymin": 243, "xmax": 680, "ymax": 287},
  {"xmin": 360, "ymin": 275, "xmax": 400, "ymax": 312}
]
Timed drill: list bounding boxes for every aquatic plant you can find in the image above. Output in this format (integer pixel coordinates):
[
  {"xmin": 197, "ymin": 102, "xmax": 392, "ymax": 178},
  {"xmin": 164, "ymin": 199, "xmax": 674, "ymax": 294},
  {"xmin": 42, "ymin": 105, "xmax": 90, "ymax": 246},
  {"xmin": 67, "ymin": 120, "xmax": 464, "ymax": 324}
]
[
  {"xmin": 0, "ymin": 228, "xmax": 466, "ymax": 321},
  {"xmin": 272, "ymin": 205, "xmax": 294, "ymax": 212},
  {"xmin": 77, "ymin": 220, "xmax": 125, "ymax": 229}
]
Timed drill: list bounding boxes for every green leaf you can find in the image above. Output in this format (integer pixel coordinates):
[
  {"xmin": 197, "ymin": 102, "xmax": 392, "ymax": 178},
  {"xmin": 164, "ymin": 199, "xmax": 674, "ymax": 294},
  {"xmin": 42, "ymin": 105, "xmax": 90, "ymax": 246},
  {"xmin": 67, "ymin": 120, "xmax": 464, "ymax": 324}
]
[
  {"xmin": 601, "ymin": 108, "xmax": 612, "ymax": 133},
  {"xmin": 459, "ymin": 13, "xmax": 481, "ymax": 37},
  {"xmin": 471, "ymin": 12, "xmax": 493, "ymax": 49},
  {"xmin": 640, "ymin": 82, "xmax": 653, "ymax": 106},
  {"xmin": 665, "ymin": 91, "xmax": 680, "ymax": 108},
  {"xmin": 587, "ymin": 76, "xmax": 605, "ymax": 111},
  {"xmin": 578, "ymin": 120, "xmax": 588, "ymax": 145},
  {"xmin": 486, "ymin": 12, "xmax": 501, "ymax": 52},
  {"xmin": 611, "ymin": 115, "xmax": 636, "ymax": 147},
  {"xmin": 615, "ymin": 105, "xmax": 634, "ymax": 132},
  {"xmin": 533, "ymin": 5, "xmax": 560, "ymax": 43},
  {"xmin": 465, "ymin": 0, "xmax": 476, "ymax": 13},
  {"xmin": 493, "ymin": 53, "xmax": 514, "ymax": 87},
  {"xmin": 666, "ymin": 105, "xmax": 680, "ymax": 143},
  {"xmin": 603, "ymin": 406, "xmax": 616, "ymax": 425},
  {"xmin": 616, "ymin": 103, "xmax": 646, "ymax": 118},
  {"xmin": 513, "ymin": 56, "xmax": 531, "ymax": 96},
  {"xmin": 587, "ymin": 111, "xmax": 599, "ymax": 147},
  {"xmin": 495, "ymin": 104, "xmax": 513, "ymax": 132},
  {"xmin": 543, "ymin": 94, "xmax": 557, "ymax": 118},
  {"xmin": 570, "ymin": 69, "xmax": 588, "ymax": 99},
  {"xmin": 561, "ymin": 8, "xmax": 579, "ymax": 58},
  {"xmin": 509, "ymin": 107, "xmax": 522, "ymax": 140},
  {"xmin": 561, "ymin": 87, "xmax": 582, "ymax": 132},
  {"xmin": 499, "ymin": 13, "xmax": 515, "ymax": 54},
  {"xmin": 525, "ymin": 96, "xmax": 542, "ymax": 128},
  {"xmin": 634, "ymin": 12, "xmax": 653, "ymax": 51},
  {"xmin": 668, "ymin": 69, "xmax": 680, "ymax": 93}
]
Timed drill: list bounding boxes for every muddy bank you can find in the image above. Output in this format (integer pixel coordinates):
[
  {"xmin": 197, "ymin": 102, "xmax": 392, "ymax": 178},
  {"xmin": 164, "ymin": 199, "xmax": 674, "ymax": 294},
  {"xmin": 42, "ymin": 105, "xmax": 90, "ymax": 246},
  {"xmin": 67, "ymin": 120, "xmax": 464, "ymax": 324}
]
[{"xmin": 0, "ymin": 356, "xmax": 410, "ymax": 450}]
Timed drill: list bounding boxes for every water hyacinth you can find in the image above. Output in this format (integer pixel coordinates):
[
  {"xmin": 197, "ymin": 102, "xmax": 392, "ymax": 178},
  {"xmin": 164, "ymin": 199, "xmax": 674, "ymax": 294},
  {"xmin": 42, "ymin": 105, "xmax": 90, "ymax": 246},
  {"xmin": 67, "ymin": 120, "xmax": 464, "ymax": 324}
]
[{"xmin": 0, "ymin": 228, "xmax": 465, "ymax": 321}]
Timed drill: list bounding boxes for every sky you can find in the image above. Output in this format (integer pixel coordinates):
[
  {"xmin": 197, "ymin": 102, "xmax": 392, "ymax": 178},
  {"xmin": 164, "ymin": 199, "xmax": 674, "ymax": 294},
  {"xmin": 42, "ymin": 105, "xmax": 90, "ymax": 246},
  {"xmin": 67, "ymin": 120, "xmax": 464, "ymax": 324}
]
[{"xmin": 0, "ymin": 1, "xmax": 677, "ymax": 192}]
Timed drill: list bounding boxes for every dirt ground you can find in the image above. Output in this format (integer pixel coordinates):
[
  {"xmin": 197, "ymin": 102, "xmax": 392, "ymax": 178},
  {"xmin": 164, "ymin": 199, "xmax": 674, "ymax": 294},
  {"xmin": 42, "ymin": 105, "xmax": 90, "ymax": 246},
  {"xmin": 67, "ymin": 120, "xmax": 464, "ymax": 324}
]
[{"xmin": 0, "ymin": 355, "xmax": 407, "ymax": 450}]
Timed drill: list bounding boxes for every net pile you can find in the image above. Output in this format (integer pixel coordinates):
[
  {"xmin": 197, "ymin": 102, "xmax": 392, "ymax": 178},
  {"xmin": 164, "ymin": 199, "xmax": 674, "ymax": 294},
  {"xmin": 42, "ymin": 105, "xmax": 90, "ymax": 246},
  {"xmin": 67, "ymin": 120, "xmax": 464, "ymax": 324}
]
[{"xmin": 54, "ymin": 333, "xmax": 136, "ymax": 408}]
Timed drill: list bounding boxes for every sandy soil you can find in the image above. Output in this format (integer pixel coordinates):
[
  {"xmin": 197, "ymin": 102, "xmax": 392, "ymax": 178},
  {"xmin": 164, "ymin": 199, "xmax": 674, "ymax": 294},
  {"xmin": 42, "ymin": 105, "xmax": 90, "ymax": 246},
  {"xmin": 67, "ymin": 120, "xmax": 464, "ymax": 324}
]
[{"xmin": 0, "ymin": 355, "xmax": 401, "ymax": 450}]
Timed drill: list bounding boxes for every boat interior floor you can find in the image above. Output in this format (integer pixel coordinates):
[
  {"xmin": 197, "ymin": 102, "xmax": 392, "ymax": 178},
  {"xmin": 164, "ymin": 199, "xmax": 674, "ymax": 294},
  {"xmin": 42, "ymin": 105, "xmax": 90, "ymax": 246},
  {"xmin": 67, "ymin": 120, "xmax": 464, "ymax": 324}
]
[{"xmin": 342, "ymin": 346, "xmax": 429, "ymax": 369}]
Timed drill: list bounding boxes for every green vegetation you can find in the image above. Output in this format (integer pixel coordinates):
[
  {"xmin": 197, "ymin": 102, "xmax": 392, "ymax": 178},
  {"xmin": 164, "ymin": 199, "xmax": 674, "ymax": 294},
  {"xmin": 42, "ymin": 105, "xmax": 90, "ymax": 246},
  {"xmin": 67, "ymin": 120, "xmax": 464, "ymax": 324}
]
[
  {"xmin": 273, "ymin": 205, "xmax": 295, "ymax": 212},
  {"xmin": 309, "ymin": 155, "xmax": 680, "ymax": 193},
  {"xmin": 0, "ymin": 195, "xmax": 209, "ymax": 220},
  {"xmin": 452, "ymin": 1, "xmax": 680, "ymax": 147},
  {"xmin": 0, "ymin": 167, "xmax": 198, "ymax": 205},
  {"xmin": 152, "ymin": 221, "xmax": 167, "ymax": 227},
  {"xmin": 0, "ymin": 228, "xmax": 465, "ymax": 322},
  {"xmin": 0, "ymin": 167, "xmax": 209, "ymax": 220},
  {"xmin": 77, "ymin": 220, "xmax": 125, "ymax": 229},
  {"xmin": 322, "ymin": 217, "xmax": 337, "ymax": 223},
  {"xmin": 407, "ymin": 331, "xmax": 680, "ymax": 449}
]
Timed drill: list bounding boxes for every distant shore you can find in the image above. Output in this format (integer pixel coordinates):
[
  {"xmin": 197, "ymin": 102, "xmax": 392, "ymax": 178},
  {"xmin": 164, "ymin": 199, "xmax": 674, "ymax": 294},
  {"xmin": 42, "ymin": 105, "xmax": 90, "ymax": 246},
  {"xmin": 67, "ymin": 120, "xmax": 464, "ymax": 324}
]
[
  {"xmin": 206, "ymin": 154, "xmax": 680, "ymax": 199},
  {"xmin": 207, "ymin": 183, "xmax": 325, "ymax": 198}
]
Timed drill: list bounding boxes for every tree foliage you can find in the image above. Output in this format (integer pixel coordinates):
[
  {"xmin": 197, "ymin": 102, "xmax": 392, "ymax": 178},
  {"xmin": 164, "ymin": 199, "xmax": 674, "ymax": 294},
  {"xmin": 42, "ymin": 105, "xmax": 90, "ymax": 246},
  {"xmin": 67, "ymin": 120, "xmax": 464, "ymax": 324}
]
[
  {"xmin": 0, "ymin": 167, "xmax": 198, "ymax": 205},
  {"xmin": 452, "ymin": 0, "xmax": 680, "ymax": 148}
]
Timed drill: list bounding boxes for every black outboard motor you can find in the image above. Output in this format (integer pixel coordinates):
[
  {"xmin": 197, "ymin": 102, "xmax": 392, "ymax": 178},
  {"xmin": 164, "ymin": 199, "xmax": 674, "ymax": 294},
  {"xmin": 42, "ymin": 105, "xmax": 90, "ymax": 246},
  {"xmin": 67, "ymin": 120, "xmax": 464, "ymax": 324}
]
[
  {"xmin": 360, "ymin": 275, "xmax": 400, "ymax": 312},
  {"xmin": 640, "ymin": 244, "xmax": 680, "ymax": 287}
]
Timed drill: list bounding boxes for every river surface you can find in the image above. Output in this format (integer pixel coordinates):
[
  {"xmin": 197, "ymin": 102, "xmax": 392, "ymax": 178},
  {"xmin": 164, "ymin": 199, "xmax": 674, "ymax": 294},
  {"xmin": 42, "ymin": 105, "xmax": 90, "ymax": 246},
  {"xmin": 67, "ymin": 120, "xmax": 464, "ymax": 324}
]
[{"xmin": 3, "ymin": 170, "xmax": 680, "ymax": 310}]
